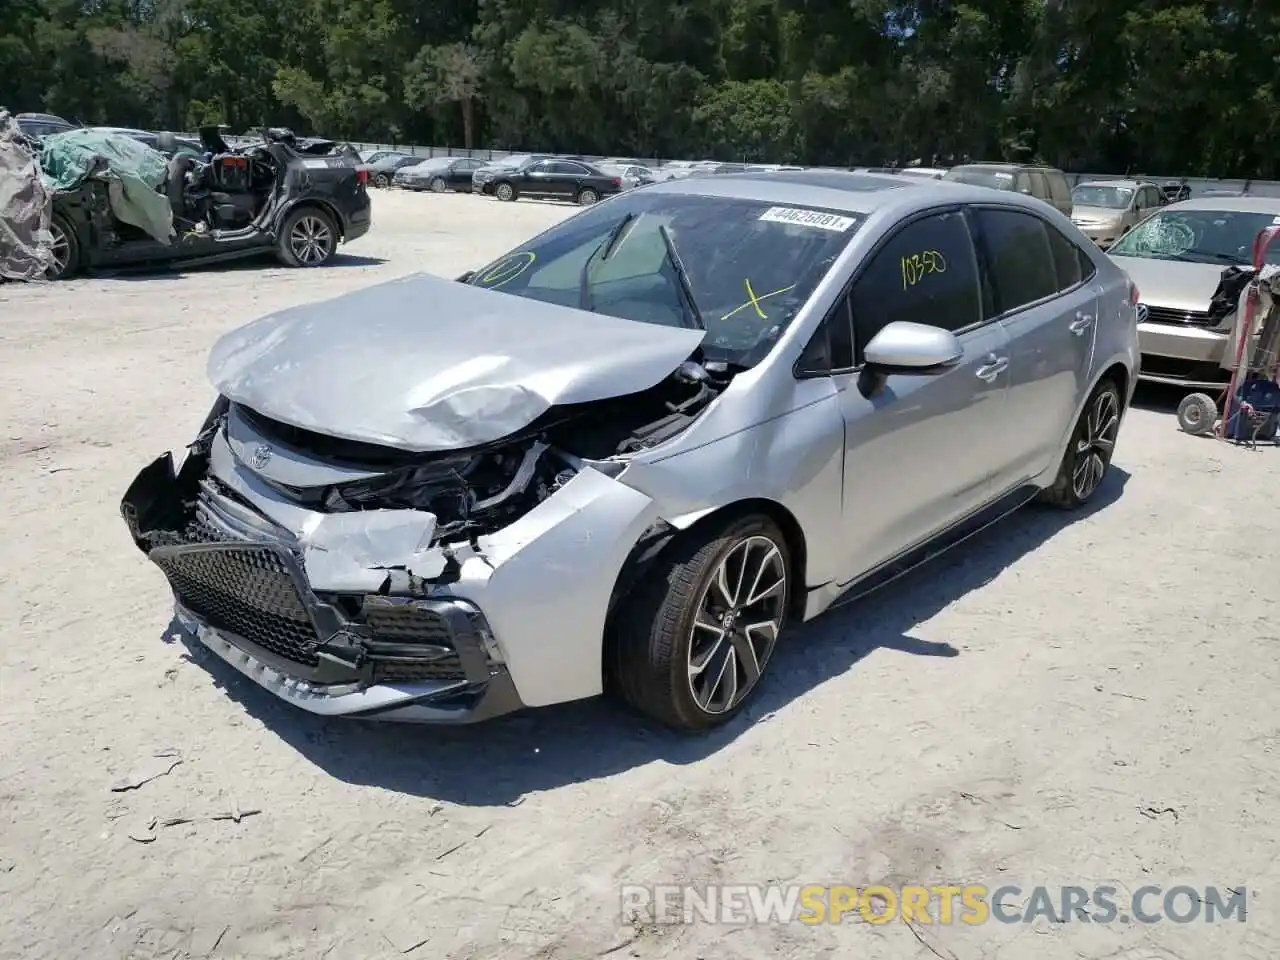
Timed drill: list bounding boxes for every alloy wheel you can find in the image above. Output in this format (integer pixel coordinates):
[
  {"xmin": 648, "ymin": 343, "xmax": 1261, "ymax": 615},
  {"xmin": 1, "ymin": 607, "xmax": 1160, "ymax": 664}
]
[
  {"xmin": 687, "ymin": 535, "xmax": 787, "ymax": 715},
  {"xmin": 496, "ymin": 183, "xmax": 514, "ymax": 201},
  {"xmin": 430, "ymin": 177, "xmax": 447, "ymax": 192},
  {"xmin": 579, "ymin": 188, "xmax": 599, "ymax": 204},
  {"xmin": 47, "ymin": 221, "xmax": 71, "ymax": 279},
  {"xmin": 1072, "ymin": 388, "xmax": 1119, "ymax": 500},
  {"xmin": 289, "ymin": 215, "xmax": 334, "ymax": 266}
]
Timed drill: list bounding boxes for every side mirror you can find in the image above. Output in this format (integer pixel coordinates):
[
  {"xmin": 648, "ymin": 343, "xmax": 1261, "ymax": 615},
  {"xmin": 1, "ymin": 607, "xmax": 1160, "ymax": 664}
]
[{"xmin": 864, "ymin": 321, "xmax": 963, "ymax": 372}]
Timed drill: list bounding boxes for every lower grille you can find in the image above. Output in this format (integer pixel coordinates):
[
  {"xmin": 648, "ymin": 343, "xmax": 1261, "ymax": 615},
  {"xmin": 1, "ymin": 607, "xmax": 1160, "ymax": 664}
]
[
  {"xmin": 1143, "ymin": 304, "xmax": 1213, "ymax": 326},
  {"xmin": 153, "ymin": 544, "xmax": 322, "ymax": 666},
  {"xmin": 363, "ymin": 600, "xmax": 454, "ymax": 644},
  {"xmin": 371, "ymin": 656, "xmax": 466, "ymax": 683}
]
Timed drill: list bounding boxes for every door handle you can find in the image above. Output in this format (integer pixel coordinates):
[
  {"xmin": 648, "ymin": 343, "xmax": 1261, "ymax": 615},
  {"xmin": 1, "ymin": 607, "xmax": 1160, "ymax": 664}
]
[
  {"xmin": 1069, "ymin": 311, "xmax": 1094, "ymax": 335},
  {"xmin": 975, "ymin": 354, "xmax": 1009, "ymax": 382}
]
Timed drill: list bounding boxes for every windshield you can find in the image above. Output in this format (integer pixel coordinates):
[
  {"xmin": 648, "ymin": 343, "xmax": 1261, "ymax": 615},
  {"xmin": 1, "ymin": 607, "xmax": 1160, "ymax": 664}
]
[
  {"xmin": 1072, "ymin": 185, "xmax": 1133, "ymax": 209},
  {"xmin": 466, "ymin": 193, "xmax": 862, "ymax": 367},
  {"xmin": 943, "ymin": 167, "xmax": 1016, "ymax": 190},
  {"xmin": 1108, "ymin": 208, "xmax": 1279, "ymax": 266}
]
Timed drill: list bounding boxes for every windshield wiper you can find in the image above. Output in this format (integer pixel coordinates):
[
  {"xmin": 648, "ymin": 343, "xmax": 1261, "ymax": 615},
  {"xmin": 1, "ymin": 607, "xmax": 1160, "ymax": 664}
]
[
  {"xmin": 658, "ymin": 224, "xmax": 705, "ymax": 330},
  {"xmin": 578, "ymin": 213, "xmax": 636, "ymax": 311}
]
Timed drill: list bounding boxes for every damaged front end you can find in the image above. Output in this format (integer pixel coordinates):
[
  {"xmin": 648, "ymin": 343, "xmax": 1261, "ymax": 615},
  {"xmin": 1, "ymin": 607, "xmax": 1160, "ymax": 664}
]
[{"xmin": 121, "ymin": 361, "xmax": 728, "ymax": 722}]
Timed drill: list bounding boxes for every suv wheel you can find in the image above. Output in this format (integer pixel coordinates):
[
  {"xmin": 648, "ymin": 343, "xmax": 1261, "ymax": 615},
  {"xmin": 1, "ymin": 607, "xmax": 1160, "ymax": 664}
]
[
  {"xmin": 275, "ymin": 206, "xmax": 338, "ymax": 268},
  {"xmin": 494, "ymin": 182, "xmax": 517, "ymax": 201},
  {"xmin": 610, "ymin": 515, "xmax": 790, "ymax": 731},
  {"xmin": 1038, "ymin": 378, "xmax": 1122, "ymax": 508}
]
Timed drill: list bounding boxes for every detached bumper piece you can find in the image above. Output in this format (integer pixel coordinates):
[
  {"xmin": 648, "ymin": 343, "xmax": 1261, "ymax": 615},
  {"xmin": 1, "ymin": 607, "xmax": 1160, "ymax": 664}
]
[{"xmin": 121, "ymin": 452, "xmax": 522, "ymax": 723}]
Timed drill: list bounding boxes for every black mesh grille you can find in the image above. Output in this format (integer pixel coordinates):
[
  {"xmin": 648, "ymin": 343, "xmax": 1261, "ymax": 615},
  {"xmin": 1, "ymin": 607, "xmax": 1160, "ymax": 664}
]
[
  {"xmin": 153, "ymin": 545, "xmax": 322, "ymax": 666},
  {"xmin": 371, "ymin": 656, "xmax": 466, "ymax": 683},
  {"xmin": 363, "ymin": 601, "xmax": 453, "ymax": 644}
]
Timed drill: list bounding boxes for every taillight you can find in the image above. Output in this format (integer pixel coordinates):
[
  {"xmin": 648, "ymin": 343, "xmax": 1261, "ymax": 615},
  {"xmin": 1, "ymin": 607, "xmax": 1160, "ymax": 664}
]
[
  {"xmin": 611, "ymin": 178, "xmax": 621, "ymax": 187},
  {"xmin": 357, "ymin": 168, "xmax": 369, "ymax": 185}
]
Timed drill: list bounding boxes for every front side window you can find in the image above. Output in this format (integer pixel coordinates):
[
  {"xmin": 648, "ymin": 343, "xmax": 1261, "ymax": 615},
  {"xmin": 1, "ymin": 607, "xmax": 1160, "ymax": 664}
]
[
  {"xmin": 974, "ymin": 208, "xmax": 1058, "ymax": 313},
  {"xmin": 467, "ymin": 194, "xmax": 863, "ymax": 368},
  {"xmin": 1108, "ymin": 208, "xmax": 1278, "ymax": 266},
  {"xmin": 1072, "ymin": 185, "xmax": 1134, "ymax": 210},
  {"xmin": 848, "ymin": 210, "xmax": 981, "ymax": 360}
]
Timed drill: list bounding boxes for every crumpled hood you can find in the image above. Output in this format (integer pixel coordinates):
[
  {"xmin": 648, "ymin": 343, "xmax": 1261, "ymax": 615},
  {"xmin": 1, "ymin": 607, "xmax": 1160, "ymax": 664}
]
[
  {"xmin": 207, "ymin": 271, "xmax": 706, "ymax": 452},
  {"xmin": 1109, "ymin": 254, "xmax": 1228, "ymax": 312}
]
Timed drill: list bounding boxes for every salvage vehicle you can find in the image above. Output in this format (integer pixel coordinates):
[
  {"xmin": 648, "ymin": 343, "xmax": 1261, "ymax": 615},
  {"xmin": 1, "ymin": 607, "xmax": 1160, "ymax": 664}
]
[
  {"xmin": 943, "ymin": 162, "xmax": 1074, "ymax": 217},
  {"xmin": 1108, "ymin": 195, "xmax": 1280, "ymax": 389},
  {"xmin": 120, "ymin": 170, "xmax": 1138, "ymax": 730},
  {"xmin": 473, "ymin": 156, "xmax": 622, "ymax": 204},
  {"xmin": 393, "ymin": 155, "xmax": 486, "ymax": 192},
  {"xmin": 1069, "ymin": 180, "xmax": 1164, "ymax": 248},
  {"xmin": 45, "ymin": 126, "xmax": 371, "ymax": 279}
]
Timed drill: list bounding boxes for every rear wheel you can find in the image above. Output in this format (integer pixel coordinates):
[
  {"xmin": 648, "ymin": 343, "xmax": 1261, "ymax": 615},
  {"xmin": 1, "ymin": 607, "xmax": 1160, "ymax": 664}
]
[
  {"xmin": 1038, "ymin": 379, "xmax": 1122, "ymax": 509},
  {"xmin": 430, "ymin": 176, "xmax": 448, "ymax": 193},
  {"xmin": 609, "ymin": 515, "xmax": 790, "ymax": 731},
  {"xmin": 494, "ymin": 181, "xmax": 516, "ymax": 202},
  {"xmin": 46, "ymin": 215, "xmax": 79, "ymax": 280},
  {"xmin": 275, "ymin": 206, "xmax": 338, "ymax": 268},
  {"xmin": 373, "ymin": 173, "xmax": 390, "ymax": 188},
  {"xmin": 576, "ymin": 187, "xmax": 600, "ymax": 205}
]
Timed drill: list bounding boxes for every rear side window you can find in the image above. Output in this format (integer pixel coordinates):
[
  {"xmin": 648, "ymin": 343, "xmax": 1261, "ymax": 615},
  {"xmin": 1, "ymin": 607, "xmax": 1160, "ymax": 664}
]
[
  {"xmin": 1027, "ymin": 171, "xmax": 1049, "ymax": 199},
  {"xmin": 973, "ymin": 208, "xmax": 1059, "ymax": 313},
  {"xmin": 1045, "ymin": 223, "xmax": 1098, "ymax": 289},
  {"xmin": 849, "ymin": 210, "xmax": 982, "ymax": 357},
  {"xmin": 1048, "ymin": 173, "xmax": 1071, "ymax": 206}
]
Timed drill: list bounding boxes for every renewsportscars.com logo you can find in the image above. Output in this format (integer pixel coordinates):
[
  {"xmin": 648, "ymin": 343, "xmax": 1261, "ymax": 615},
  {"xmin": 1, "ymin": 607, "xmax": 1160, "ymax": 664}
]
[{"xmin": 621, "ymin": 884, "xmax": 1248, "ymax": 926}]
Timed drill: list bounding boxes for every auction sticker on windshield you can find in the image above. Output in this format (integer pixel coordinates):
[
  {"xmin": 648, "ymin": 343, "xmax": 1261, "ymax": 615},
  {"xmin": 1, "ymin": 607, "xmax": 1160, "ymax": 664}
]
[{"xmin": 758, "ymin": 207, "xmax": 857, "ymax": 232}]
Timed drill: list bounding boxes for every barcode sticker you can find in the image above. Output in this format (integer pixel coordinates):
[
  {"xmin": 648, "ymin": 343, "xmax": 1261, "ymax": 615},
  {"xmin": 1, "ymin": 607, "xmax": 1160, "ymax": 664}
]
[{"xmin": 758, "ymin": 207, "xmax": 857, "ymax": 232}]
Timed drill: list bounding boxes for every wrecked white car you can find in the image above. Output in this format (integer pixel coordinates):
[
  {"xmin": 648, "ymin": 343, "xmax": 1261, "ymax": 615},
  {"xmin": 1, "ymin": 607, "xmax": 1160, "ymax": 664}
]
[{"xmin": 121, "ymin": 172, "xmax": 1137, "ymax": 729}]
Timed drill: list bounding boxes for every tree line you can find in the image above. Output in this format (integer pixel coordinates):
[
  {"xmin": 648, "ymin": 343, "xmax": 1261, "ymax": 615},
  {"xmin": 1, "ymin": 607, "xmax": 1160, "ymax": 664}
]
[{"xmin": 3, "ymin": 0, "xmax": 1278, "ymax": 178}]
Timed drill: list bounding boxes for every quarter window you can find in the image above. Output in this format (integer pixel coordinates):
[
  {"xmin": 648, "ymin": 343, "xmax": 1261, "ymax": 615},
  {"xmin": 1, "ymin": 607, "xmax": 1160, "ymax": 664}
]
[
  {"xmin": 1046, "ymin": 223, "xmax": 1085, "ymax": 289},
  {"xmin": 848, "ymin": 210, "xmax": 981, "ymax": 359},
  {"xmin": 973, "ymin": 208, "xmax": 1058, "ymax": 314}
]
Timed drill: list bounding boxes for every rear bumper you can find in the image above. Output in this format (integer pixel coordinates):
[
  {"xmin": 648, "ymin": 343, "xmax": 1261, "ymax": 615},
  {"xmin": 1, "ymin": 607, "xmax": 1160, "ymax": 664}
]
[{"xmin": 343, "ymin": 203, "xmax": 372, "ymax": 242}]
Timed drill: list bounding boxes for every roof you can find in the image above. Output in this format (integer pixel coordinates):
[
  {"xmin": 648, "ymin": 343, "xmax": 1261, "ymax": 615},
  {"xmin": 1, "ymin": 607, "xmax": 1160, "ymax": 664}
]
[
  {"xmin": 1164, "ymin": 195, "xmax": 1280, "ymax": 214},
  {"xmin": 640, "ymin": 167, "xmax": 1049, "ymax": 216},
  {"xmin": 951, "ymin": 161, "xmax": 1060, "ymax": 172}
]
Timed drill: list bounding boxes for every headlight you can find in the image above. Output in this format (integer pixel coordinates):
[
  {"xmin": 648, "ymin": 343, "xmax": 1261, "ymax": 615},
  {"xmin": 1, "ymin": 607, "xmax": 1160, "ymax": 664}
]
[{"xmin": 324, "ymin": 454, "xmax": 480, "ymax": 512}]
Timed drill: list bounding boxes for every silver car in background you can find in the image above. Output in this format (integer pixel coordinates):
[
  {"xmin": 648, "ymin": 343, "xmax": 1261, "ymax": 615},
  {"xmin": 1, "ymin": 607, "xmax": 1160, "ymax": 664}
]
[
  {"xmin": 1108, "ymin": 195, "xmax": 1280, "ymax": 389},
  {"xmin": 1070, "ymin": 180, "xmax": 1165, "ymax": 248},
  {"xmin": 120, "ymin": 170, "xmax": 1137, "ymax": 731}
]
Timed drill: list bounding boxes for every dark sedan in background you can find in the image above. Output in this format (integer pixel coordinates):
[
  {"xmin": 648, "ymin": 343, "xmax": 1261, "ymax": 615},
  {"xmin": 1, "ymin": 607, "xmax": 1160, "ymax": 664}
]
[
  {"xmin": 394, "ymin": 156, "xmax": 487, "ymax": 192},
  {"xmin": 473, "ymin": 157, "xmax": 622, "ymax": 204}
]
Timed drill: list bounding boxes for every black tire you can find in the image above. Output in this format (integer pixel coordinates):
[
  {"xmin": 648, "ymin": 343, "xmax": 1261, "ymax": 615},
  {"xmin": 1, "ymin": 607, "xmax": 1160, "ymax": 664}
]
[
  {"xmin": 1038, "ymin": 378, "xmax": 1123, "ymax": 509},
  {"xmin": 1176, "ymin": 392, "xmax": 1218, "ymax": 436},
  {"xmin": 430, "ymin": 176, "xmax": 448, "ymax": 193},
  {"xmin": 609, "ymin": 515, "xmax": 791, "ymax": 731},
  {"xmin": 576, "ymin": 187, "xmax": 600, "ymax": 205},
  {"xmin": 494, "ymin": 181, "xmax": 517, "ymax": 202},
  {"xmin": 275, "ymin": 206, "xmax": 339, "ymax": 268},
  {"xmin": 46, "ymin": 215, "xmax": 79, "ymax": 280}
]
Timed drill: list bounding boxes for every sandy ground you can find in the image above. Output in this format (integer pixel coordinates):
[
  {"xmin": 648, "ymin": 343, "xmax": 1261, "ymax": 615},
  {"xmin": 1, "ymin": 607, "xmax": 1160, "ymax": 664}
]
[{"xmin": 1, "ymin": 189, "xmax": 1277, "ymax": 960}]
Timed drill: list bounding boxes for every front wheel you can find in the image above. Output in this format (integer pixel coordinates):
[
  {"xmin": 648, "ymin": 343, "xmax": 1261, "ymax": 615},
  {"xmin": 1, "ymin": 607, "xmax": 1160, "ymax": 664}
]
[
  {"xmin": 275, "ymin": 206, "xmax": 338, "ymax": 268},
  {"xmin": 494, "ymin": 181, "xmax": 517, "ymax": 202},
  {"xmin": 1038, "ymin": 379, "xmax": 1122, "ymax": 509},
  {"xmin": 609, "ymin": 515, "xmax": 790, "ymax": 731},
  {"xmin": 373, "ymin": 173, "xmax": 390, "ymax": 188},
  {"xmin": 576, "ymin": 187, "xmax": 600, "ymax": 205},
  {"xmin": 430, "ymin": 176, "xmax": 448, "ymax": 193}
]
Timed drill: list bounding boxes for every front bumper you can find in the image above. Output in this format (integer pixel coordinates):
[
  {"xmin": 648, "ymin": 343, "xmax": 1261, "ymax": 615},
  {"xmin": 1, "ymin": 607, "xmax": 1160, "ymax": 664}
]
[
  {"xmin": 120, "ymin": 427, "xmax": 661, "ymax": 721},
  {"xmin": 121, "ymin": 453, "xmax": 522, "ymax": 723},
  {"xmin": 1136, "ymin": 322, "xmax": 1234, "ymax": 389},
  {"xmin": 1074, "ymin": 223, "xmax": 1123, "ymax": 247}
]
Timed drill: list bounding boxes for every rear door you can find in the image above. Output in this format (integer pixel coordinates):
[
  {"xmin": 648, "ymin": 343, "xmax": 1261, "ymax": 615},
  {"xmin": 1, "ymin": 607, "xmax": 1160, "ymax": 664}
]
[
  {"xmin": 970, "ymin": 205, "xmax": 1100, "ymax": 483},
  {"xmin": 817, "ymin": 208, "xmax": 1016, "ymax": 578},
  {"xmin": 450, "ymin": 158, "xmax": 482, "ymax": 188}
]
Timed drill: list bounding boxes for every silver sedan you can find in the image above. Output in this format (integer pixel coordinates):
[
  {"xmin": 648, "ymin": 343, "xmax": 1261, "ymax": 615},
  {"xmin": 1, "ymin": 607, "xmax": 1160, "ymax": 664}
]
[{"xmin": 120, "ymin": 170, "xmax": 1138, "ymax": 731}]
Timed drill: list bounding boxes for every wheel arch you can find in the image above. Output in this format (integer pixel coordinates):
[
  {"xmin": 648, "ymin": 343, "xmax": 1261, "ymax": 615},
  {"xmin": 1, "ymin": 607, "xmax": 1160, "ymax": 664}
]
[
  {"xmin": 277, "ymin": 198, "xmax": 345, "ymax": 239},
  {"xmin": 606, "ymin": 497, "xmax": 810, "ymax": 624}
]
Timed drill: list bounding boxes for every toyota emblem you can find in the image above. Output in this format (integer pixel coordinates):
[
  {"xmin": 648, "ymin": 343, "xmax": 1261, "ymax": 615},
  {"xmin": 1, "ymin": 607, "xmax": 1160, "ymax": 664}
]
[
  {"xmin": 249, "ymin": 443, "xmax": 272, "ymax": 469},
  {"xmin": 1135, "ymin": 303, "xmax": 1149, "ymax": 323}
]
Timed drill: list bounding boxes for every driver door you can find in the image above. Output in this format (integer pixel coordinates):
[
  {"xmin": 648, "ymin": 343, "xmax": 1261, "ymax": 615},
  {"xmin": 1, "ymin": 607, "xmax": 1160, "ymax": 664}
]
[{"xmin": 818, "ymin": 208, "xmax": 1016, "ymax": 581}]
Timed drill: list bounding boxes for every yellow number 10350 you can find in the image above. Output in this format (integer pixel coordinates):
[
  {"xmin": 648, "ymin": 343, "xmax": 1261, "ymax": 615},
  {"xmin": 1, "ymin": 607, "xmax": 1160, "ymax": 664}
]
[{"xmin": 901, "ymin": 250, "xmax": 948, "ymax": 289}]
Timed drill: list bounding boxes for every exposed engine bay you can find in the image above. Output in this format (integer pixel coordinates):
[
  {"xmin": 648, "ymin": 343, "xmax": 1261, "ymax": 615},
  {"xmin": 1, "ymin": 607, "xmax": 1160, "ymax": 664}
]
[{"xmin": 165, "ymin": 357, "xmax": 731, "ymax": 584}]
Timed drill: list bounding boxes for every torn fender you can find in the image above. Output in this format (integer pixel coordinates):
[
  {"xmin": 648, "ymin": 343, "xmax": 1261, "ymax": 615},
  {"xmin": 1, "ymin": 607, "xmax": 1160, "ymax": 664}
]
[{"xmin": 206, "ymin": 271, "xmax": 706, "ymax": 452}]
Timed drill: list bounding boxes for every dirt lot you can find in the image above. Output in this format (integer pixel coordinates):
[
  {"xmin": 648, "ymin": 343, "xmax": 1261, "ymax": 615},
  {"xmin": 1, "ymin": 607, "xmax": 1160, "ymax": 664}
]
[{"xmin": 1, "ymin": 189, "xmax": 1277, "ymax": 960}]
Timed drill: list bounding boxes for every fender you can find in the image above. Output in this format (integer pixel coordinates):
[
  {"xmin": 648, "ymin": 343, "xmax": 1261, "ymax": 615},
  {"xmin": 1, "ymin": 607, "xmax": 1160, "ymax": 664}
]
[
  {"xmin": 1033, "ymin": 353, "xmax": 1135, "ymax": 488},
  {"xmin": 272, "ymin": 196, "xmax": 347, "ymax": 239}
]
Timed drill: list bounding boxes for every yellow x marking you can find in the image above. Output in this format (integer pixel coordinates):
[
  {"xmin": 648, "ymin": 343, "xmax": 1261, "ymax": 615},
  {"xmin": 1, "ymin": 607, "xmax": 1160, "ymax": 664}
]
[{"xmin": 720, "ymin": 279, "xmax": 798, "ymax": 322}]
